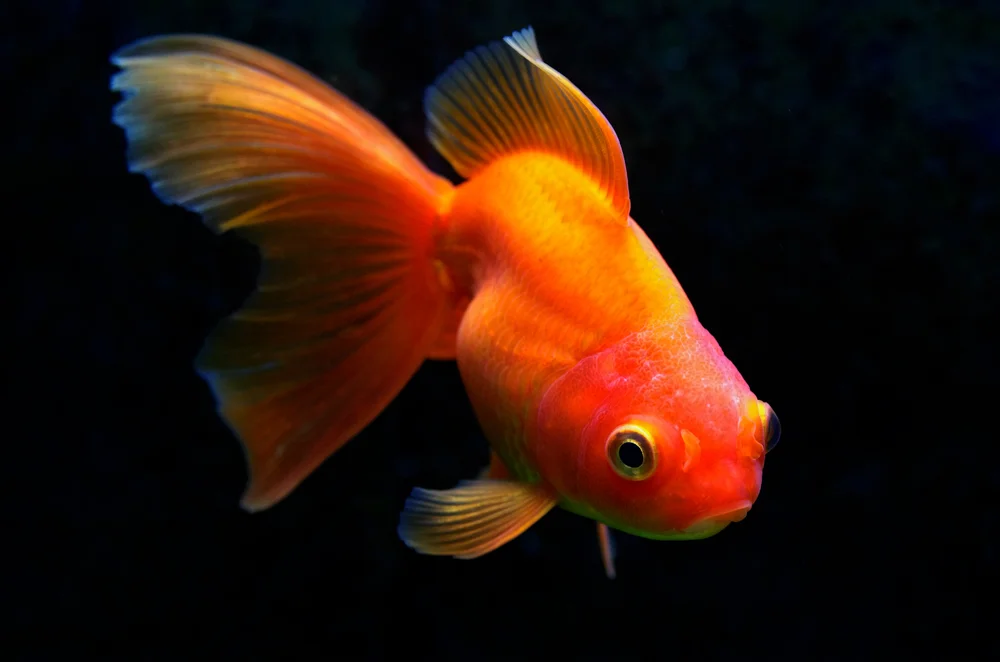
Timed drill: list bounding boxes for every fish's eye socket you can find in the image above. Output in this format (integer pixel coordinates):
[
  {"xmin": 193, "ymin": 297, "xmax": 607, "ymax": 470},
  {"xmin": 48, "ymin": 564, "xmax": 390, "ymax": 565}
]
[
  {"xmin": 607, "ymin": 425, "xmax": 656, "ymax": 480},
  {"xmin": 760, "ymin": 402, "xmax": 781, "ymax": 454}
]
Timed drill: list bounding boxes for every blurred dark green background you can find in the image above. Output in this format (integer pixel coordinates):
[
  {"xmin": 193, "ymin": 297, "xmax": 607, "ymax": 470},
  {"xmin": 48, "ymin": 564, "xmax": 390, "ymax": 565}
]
[{"xmin": 7, "ymin": 0, "xmax": 997, "ymax": 659}]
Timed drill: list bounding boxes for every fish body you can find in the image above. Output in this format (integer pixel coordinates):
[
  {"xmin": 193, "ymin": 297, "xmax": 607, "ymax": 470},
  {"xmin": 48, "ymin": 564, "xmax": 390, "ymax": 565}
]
[{"xmin": 110, "ymin": 27, "xmax": 779, "ymax": 575}]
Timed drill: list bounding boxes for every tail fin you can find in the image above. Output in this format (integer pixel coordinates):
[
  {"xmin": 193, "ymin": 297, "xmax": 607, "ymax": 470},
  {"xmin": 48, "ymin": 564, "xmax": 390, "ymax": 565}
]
[{"xmin": 111, "ymin": 35, "xmax": 455, "ymax": 510}]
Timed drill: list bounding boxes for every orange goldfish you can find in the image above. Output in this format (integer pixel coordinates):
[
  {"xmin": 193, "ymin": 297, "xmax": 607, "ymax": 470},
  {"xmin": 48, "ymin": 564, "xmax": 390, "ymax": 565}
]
[{"xmin": 111, "ymin": 26, "xmax": 780, "ymax": 578}]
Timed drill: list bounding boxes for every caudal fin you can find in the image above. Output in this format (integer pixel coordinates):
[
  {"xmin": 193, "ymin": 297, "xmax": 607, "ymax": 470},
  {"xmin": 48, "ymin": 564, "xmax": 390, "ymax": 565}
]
[{"xmin": 111, "ymin": 35, "xmax": 456, "ymax": 510}]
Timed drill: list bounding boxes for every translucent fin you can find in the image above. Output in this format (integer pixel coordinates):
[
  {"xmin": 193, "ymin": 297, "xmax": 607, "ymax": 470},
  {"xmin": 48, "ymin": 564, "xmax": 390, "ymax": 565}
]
[
  {"xmin": 597, "ymin": 523, "xmax": 617, "ymax": 579},
  {"xmin": 398, "ymin": 479, "xmax": 556, "ymax": 559},
  {"xmin": 425, "ymin": 26, "xmax": 630, "ymax": 223},
  {"xmin": 111, "ymin": 35, "xmax": 455, "ymax": 511}
]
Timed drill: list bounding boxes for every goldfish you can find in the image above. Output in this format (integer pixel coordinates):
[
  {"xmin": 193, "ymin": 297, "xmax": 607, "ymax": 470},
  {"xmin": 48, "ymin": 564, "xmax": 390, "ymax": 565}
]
[{"xmin": 110, "ymin": 26, "xmax": 780, "ymax": 578}]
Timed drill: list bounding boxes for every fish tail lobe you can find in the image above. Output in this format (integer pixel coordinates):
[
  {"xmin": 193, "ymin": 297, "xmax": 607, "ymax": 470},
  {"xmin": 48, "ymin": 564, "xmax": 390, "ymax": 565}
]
[{"xmin": 111, "ymin": 35, "xmax": 457, "ymax": 510}]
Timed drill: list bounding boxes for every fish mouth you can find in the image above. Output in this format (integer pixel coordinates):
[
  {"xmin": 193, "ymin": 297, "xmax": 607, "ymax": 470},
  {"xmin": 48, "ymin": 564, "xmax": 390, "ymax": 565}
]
[{"xmin": 679, "ymin": 499, "xmax": 753, "ymax": 536}]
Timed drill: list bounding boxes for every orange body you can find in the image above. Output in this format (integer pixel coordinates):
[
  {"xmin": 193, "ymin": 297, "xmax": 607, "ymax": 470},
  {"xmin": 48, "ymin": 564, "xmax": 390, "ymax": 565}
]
[
  {"xmin": 110, "ymin": 26, "xmax": 779, "ymax": 576},
  {"xmin": 439, "ymin": 153, "xmax": 767, "ymax": 537}
]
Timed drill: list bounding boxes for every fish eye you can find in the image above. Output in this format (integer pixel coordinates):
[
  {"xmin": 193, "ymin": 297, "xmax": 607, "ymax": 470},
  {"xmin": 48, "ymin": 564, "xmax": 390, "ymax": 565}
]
[
  {"xmin": 760, "ymin": 402, "xmax": 781, "ymax": 454},
  {"xmin": 607, "ymin": 425, "xmax": 656, "ymax": 480}
]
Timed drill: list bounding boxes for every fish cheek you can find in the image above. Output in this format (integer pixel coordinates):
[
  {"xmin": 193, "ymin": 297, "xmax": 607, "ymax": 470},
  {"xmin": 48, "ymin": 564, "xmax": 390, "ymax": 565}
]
[{"xmin": 535, "ymin": 349, "xmax": 620, "ymax": 500}]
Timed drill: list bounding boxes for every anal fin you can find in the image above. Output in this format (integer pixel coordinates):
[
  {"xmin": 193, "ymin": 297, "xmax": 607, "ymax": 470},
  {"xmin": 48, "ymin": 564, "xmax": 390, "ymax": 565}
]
[{"xmin": 597, "ymin": 523, "xmax": 616, "ymax": 579}]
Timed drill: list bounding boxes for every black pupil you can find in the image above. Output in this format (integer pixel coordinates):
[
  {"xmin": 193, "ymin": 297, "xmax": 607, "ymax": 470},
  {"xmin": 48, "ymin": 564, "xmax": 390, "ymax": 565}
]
[{"xmin": 618, "ymin": 439, "xmax": 645, "ymax": 468}]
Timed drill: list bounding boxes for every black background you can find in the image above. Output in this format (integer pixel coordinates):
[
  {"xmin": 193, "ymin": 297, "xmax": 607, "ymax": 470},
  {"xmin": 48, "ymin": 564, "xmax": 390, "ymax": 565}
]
[{"xmin": 8, "ymin": 0, "xmax": 997, "ymax": 659}]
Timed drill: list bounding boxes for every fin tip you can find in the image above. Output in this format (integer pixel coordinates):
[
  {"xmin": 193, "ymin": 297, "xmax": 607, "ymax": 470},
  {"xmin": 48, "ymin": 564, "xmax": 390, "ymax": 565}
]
[
  {"xmin": 239, "ymin": 493, "xmax": 270, "ymax": 513},
  {"xmin": 503, "ymin": 26, "xmax": 541, "ymax": 62}
]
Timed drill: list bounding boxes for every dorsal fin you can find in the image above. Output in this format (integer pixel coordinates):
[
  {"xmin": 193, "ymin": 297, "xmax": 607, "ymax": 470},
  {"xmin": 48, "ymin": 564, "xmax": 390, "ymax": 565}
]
[{"xmin": 425, "ymin": 26, "xmax": 630, "ymax": 223}]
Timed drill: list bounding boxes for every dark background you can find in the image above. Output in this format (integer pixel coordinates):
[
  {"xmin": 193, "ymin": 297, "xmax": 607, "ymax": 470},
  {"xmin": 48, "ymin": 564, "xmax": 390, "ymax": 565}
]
[{"xmin": 8, "ymin": 0, "xmax": 998, "ymax": 659}]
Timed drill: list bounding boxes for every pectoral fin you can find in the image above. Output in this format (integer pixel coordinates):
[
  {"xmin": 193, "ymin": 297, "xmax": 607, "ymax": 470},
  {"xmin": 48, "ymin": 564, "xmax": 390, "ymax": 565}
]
[{"xmin": 398, "ymin": 479, "xmax": 557, "ymax": 559}]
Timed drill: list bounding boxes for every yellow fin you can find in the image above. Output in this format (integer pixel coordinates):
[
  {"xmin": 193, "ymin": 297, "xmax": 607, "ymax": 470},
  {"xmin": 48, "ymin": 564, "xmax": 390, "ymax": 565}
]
[
  {"xmin": 398, "ymin": 479, "xmax": 556, "ymax": 559},
  {"xmin": 425, "ymin": 26, "xmax": 630, "ymax": 223},
  {"xmin": 597, "ymin": 522, "xmax": 617, "ymax": 579}
]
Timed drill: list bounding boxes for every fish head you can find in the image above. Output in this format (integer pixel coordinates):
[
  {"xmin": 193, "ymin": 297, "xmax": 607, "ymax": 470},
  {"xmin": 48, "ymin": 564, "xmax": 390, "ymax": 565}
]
[{"xmin": 534, "ymin": 319, "xmax": 779, "ymax": 540}]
